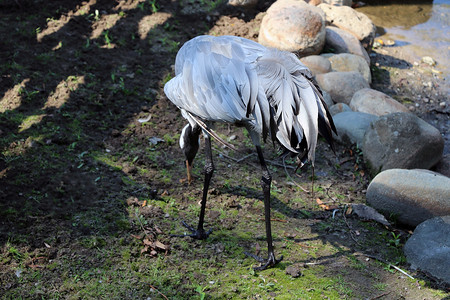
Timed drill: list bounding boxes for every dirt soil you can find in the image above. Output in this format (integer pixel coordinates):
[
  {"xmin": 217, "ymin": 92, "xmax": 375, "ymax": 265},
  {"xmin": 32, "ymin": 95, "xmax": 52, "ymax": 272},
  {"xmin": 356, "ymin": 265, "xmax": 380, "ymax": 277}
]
[{"xmin": 0, "ymin": 0, "xmax": 449, "ymax": 299}]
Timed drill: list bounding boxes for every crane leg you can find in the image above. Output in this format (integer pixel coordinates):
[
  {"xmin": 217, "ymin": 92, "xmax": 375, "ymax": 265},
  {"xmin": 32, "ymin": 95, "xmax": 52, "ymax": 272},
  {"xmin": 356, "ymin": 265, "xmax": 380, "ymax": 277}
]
[
  {"xmin": 245, "ymin": 145, "xmax": 283, "ymax": 270},
  {"xmin": 178, "ymin": 134, "xmax": 214, "ymax": 240}
]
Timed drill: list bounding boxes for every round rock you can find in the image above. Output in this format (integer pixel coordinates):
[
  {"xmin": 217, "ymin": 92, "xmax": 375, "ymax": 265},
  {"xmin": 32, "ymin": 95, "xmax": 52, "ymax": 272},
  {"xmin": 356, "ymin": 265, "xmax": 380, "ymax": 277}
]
[
  {"xmin": 350, "ymin": 88, "xmax": 410, "ymax": 116},
  {"xmin": 404, "ymin": 216, "xmax": 450, "ymax": 284},
  {"xmin": 332, "ymin": 111, "xmax": 378, "ymax": 146},
  {"xmin": 319, "ymin": 4, "xmax": 376, "ymax": 50},
  {"xmin": 367, "ymin": 169, "xmax": 450, "ymax": 227},
  {"xmin": 329, "ymin": 102, "xmax": 352, "ymax": 116},
  {"xmin": 315, "ymin": 71, "xmax": 370, "ymax": 104},
  {"xmin": 324, "ymin": 26, "xmax": 370, "ymax": 65},
  {"xmin": 362, "ymin": 112, "xmax": 444, "ymax": 176},
  {"xmin": 328, "ymin": 53, "xmax": 371, "ymax": 83},
  {"xmin": 300, "ymin": 55, "xmax": 332, "ymax": 76},
  {"xmin": 259, "ymin": 0, "xmax": 326, "ymax": 55}
]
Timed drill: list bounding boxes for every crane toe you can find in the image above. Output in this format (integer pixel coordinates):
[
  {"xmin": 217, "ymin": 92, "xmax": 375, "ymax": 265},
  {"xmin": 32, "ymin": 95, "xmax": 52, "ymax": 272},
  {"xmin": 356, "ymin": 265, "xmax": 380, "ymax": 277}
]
[
  {"xmin": 171, "ymin": 221, "xmax": 212, "ymax": 240},
  {"xmin": 245, "ymin": 251, "xmax": 283, "ymax": 271}
]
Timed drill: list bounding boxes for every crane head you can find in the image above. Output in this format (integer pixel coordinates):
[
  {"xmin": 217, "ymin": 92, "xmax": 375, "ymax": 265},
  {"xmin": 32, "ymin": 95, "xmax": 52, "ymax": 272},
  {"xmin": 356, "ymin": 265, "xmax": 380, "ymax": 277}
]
[{"xmin": 180, "ymin": 123, "xmax": 201, "ymax": 184}]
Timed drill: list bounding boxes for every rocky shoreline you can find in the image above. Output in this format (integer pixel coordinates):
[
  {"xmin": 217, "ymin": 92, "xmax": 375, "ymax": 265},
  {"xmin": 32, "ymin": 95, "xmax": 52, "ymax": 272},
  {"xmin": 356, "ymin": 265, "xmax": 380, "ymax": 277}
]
[{"xmin": 232, "ymin": 0, "xmax": 449, "ymax": 285}]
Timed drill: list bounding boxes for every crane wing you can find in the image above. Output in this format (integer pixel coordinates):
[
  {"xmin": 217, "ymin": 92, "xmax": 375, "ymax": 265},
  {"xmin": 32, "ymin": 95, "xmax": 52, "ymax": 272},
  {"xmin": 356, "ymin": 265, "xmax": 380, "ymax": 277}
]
[
  {"xmin": 165, "ymin": 36, "xmax": 266, "ymax": 124},
  {"xmin": 165, "ymin": 35, "xmax": 335, "ymax": 165},
  {"xmin": 254, "ymin": 49, "xmax": 335, "ymax": 163}
]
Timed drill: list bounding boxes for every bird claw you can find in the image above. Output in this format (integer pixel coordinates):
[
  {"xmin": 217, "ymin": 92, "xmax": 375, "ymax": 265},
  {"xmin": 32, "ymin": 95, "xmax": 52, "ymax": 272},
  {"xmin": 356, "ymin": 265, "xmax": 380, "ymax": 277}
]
[
  {"xmin": 171, "ymin": 221, "xmax": 212, "ymax": 240},
  {"xmin": 244, "ymin": 251, "xmax": 283, "ymax": 271}
]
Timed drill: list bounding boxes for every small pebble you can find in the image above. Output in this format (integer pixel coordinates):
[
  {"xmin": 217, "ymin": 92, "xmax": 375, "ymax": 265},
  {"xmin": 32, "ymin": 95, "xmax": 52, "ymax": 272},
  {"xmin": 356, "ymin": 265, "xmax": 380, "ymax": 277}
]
[
  {"xmin": 422, "ymin": 56, "xmax": 436, "ymax": 66},
  {"xmin": 440, "ymin": 102, "xmax": 446, "ymax": 108},
  {"xmin": 286, "ymin": 265, "xmax": 302, "ymax": 278}
]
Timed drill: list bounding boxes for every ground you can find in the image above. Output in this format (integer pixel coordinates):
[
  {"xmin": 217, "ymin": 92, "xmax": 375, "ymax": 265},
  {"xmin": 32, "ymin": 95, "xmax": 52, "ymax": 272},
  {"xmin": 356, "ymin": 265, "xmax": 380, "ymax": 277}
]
[{"xmin": 0, "ymin": 0, "xmax": 449, "ymax": 299}]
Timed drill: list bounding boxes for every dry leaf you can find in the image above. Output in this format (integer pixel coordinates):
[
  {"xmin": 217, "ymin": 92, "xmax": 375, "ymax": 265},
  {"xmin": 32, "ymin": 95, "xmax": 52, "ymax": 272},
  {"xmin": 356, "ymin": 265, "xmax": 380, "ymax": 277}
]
[
  {"xmin": 154, "ymin": 225, "xmax": 164, "ymax": 235},
  {"xmin": 131, "ymin": 234, "xmax": 143, "ymax": 240},
  {"xmin": 316, "ymin": 198, "xmax": 338, "ymax": 211},
  {"xmin": 345, "ymin": 206, "xmax": 353, "ymax": 215},
  {"xmin": 316, "ymin": 198, "xmax": 325, "ymax": 207},
  {"xmin": 255, "ymin": 242, "xmax": 261, "ymax": 255},
  {"xmin": 154, "ymin": 241, "xmax": 169, "ymax": 251}
]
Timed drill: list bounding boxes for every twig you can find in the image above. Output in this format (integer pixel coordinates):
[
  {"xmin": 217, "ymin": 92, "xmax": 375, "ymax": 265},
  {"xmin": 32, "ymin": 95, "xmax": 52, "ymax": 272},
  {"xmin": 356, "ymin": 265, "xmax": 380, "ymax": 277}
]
[
  {"xmin": 369, "ymin": 291, "xmax": 392, "ymax": 300},
  {"xmin": 391, "ymin": 264, "xmax": 415, "ymax": 280},
  {"xmin": 216, "ymin": 148, "xmax": 296, "ymax": 170},
  {"xmin": 236, "ymin": 153, "xmax": 254, "ymax": 163},
  {"xmin": 216, "ymin": 149, "xmax": 253, "ymax": 163},
  {"xmin": 325, "ymin": 182, "xmax": 339, "ymax": 203},
  {"xmin": 303, "ymin": 259, "xmax": 334, "ymax": 266},
  {"xmin": 266, "ymin": 158, "xmax": 296, "ymax": 169},
  {"xmin": 259, "ymin": 218, "xmax": 288, "ymax": 223},
  {"xmin": 148, "ymin": 284, "xmax": 169, "ymax": 300},
  {"xmin": 338, "ymin": 156, "xmax": 353, "ymax": 165},
  {"xmin": 342, "ymin": 207, "xmax": 361, "ymax": 245},
  {"xmin": 135, "ymin": 211, "xmax": 152, "ymax": 241},
  {"xmin": 296, "ymin": 242, "xmax": 316, "ymax": 248},
  {"xmin": 355, "ymin": 253, "xmax": 415, "ymax": 280},
  {"xmin": 282, "ymin": 156, "xmax": 310, "ymax": 192}
]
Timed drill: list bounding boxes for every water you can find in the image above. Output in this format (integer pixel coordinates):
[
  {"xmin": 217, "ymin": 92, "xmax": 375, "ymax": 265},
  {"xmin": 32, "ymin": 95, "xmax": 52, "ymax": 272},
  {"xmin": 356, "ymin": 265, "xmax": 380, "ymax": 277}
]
[{"xmin": 356, "ymin": 0, "xmax": 450, "ymax": 82}]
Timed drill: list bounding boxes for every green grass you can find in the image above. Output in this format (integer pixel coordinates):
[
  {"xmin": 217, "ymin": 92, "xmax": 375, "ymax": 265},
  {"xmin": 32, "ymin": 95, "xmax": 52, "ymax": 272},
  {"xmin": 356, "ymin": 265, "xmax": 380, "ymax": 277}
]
[{"xmin": 0, "ymin": 2, "xmax": 447, "ymax": 299}]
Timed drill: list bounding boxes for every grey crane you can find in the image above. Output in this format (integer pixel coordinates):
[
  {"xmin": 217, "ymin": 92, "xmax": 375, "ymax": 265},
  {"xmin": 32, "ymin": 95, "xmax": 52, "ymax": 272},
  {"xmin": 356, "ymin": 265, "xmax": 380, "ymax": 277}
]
[{"xmin": 164, "ymin": 35, "xmax": 336, "ymax": 270}]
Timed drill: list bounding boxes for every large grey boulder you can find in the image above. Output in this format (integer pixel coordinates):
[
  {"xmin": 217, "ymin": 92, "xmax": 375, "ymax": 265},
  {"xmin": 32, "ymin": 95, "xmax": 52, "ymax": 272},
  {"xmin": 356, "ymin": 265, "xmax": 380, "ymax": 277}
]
[
  {"xmin": 332, "ymin": 111, "xmax": 378, "ymax": 146},
  {"xmin": 325, "ymin": 26, "xmax": 370, "ymax": 64},
  {"xmin": 362, "ymin": 112, "xmax": 444, "ymax": 176},
  {"xmin": 404, "ymin": 216, "xmax": 450, "ymax": 284},
  {"xmin": 315, "ymin": 71, "xmax": 370, "ymax": 104},
  {"xmin": 366, "ymin": 169, "xmax": 450, "ymax": 227},
  {"xmin": 350, "ymin": 88, "xmax": 410, "ymax": 116},
  {"xmin": 319, "ymin": 4, "xmax": 376, "ymax": 50},
  {"xmin": 328, "ymin": 53, "xmax": 371, "ymax": 83},
  {"xmin": 300, "ymin": 55, "xmax": 332, "ymax": 76},
  {"xmin": 259, "ymin": 0, "xmax": 326, "ymax": 55}
]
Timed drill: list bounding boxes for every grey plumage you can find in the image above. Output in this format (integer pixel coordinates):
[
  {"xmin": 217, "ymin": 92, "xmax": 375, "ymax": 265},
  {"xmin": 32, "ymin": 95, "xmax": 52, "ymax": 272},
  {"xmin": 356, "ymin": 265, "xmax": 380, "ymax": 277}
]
[
  {"xmin": 165, "ymin": 35, "xmax": 335, "ymax": 163},
  {"xmin": 164, "ymin": 35, "xmax": 335, "ymax": 269}
]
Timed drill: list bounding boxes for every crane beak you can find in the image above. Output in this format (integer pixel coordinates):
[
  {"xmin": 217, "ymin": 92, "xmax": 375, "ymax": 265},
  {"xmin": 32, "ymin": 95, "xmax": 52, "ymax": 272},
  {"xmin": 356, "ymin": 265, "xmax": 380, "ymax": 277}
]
[{"xmin": 186, "ymin": 160, "xmax": 193, "ymax": 185}]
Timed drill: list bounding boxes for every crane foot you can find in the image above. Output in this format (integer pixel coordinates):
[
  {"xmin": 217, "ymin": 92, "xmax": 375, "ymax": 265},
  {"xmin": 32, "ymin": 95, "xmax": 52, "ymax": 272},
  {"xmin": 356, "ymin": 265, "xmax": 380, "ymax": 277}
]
[
  {"xmin": 244, "ymin": 251, "xmax": 283, "ymax": 271},
  {"xmin": 171, "ymin": 221, "xmax": 212, "ymax": 240}
]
